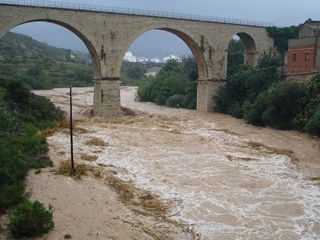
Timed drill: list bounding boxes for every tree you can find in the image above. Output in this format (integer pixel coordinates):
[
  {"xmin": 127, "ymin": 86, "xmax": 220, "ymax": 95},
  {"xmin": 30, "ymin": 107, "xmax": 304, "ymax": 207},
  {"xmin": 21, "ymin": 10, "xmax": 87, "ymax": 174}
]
[
  {"xmin": 137, "ymin": 58, "xmax": 198, "ymax": 109},
  {"xmin": 227, "ymin": 39, "xmax": 245, "ymax": 77},
  {"xmin": 244, "ymin": 82, "xmax": 306, "ymax": 129},
  {"xmin": 266, "ymin": 25, "xmax": 300, "ymax": 57},
  {"xmin": 214, "ymin": 55, "xmax": 281, "ymax": 118}
]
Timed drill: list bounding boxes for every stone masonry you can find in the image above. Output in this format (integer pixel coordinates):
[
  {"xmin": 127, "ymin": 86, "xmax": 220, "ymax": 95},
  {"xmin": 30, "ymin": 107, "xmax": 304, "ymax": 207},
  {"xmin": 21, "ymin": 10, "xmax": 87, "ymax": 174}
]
[{"xmin": 0, "ymin": 4, "xmax": 276, "ymax": 117}]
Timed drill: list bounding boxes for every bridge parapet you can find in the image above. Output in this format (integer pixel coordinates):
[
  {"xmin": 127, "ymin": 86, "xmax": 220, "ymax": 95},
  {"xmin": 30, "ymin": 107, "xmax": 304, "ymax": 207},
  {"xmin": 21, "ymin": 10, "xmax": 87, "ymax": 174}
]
[{"xmin": 0, "ymin": 0, "xmax": 273, "ymax": 27}]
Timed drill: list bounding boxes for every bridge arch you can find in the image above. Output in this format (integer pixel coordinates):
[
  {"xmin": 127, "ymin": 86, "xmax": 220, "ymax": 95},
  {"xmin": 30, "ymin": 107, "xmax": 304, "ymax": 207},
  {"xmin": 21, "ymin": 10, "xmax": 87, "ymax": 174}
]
[
  {"xmin": 226, "ymin": 31, "xmax": 257, "ymax": 67},
  {"xmin": 236, "ymin": 32, "xmax": 257, "ymax": 66},
  {"xmin": 118, "ymin": 25, "xmax": 208, "ymax": 81},
  {"xmin": 0, "ymin": 17, "xmax": 102, "ymax": 79}
]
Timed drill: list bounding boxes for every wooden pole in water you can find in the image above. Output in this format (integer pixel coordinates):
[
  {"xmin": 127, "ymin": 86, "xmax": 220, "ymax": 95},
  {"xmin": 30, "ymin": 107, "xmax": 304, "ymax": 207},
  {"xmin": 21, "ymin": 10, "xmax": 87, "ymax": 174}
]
[{"xmin": 69, "ymin": 86, "xmax": 75, "ymax": 175}]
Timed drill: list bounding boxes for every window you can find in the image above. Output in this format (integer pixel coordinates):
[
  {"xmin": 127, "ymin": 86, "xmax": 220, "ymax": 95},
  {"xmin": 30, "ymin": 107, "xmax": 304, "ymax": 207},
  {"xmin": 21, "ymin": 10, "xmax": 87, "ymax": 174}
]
[
  {"xmin": 305, "ymin": 52, "xmax": 310, "ymax": 62},
  {"xmin": 292, "ymin": 53, "xmax": 297, "ymax": 62},
  {"xmin": 313, "ymin": 30, "xmax": 320, "ymax": 36}
]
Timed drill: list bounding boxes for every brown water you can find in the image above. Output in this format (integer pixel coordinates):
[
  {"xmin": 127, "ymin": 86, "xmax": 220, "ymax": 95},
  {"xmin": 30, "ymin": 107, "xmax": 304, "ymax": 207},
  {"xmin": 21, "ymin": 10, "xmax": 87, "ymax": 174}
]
[{"xmin": 34, "ymin": 87, "xmax": 320, "ymax": 240}]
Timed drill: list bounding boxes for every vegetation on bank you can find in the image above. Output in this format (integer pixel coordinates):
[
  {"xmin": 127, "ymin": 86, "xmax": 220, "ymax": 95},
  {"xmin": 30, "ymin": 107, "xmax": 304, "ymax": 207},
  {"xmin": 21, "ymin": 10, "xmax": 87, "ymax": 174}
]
[
  {"xmin": 0, "ymin": 32, "xmax": 93, "ymax": 89},
  {"xmin": 0, "ymin": 31, "xmax": 163, "ymax": 89},
  {"xmin": 8, "ymin": 200, "xmax": 54, "ymax": 238},
  {"xmin": 137, "ymin": 58, "xmax": 198, "ymax": 109},
  {"xmin": 214, "ymin": 55, "xmax": 320, "ymax": 137},
  {"xmin": 0, "ymin": 77, "xmax": 62, "ymax": 237},
  {"xmin": 121, "ymin": 61, "xmax": 147, "ymax": 86}
]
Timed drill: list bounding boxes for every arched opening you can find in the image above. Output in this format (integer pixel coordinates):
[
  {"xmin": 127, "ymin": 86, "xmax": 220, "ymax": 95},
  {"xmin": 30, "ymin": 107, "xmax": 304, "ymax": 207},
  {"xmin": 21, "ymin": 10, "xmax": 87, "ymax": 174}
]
[
  {"xmin": 237, "ymin": 32, "xmax": 256, "ymax": 66},
  {"xmin": 0, "ymin": 20, "xmax": 100, "ymax": 90},
  {"xmin": 226, "ymin": 32, "xmax": 257, "ymax": 77},
  {"xmin": 120, "ymin": 28, "xmax": 207, "ymax": 110}
]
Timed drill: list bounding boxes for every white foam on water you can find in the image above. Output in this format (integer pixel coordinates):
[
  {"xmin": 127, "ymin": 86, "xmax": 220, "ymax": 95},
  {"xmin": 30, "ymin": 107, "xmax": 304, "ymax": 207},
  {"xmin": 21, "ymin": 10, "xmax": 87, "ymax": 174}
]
[{"xmin": 95, "ymin": 126, "xmax": 320, "ymax": 239}]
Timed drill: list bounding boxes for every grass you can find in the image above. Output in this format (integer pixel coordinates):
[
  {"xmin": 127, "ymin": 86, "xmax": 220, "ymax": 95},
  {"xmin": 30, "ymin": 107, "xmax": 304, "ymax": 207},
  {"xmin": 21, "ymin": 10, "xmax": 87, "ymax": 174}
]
[
  {"xmin": 247, "ymin": 141, "xmax": 299, "ymax": 164},
  {"xmin": 55, "ymin": 160, "xmax": 88, "ymax": 180},
  {"xmin": 104, "ymin": 173, "xmax": 169, "ymax": 218},
  {"xmin": 309, "ymin": 176, "xmax": 320, "ymax": 186},
  {"xmin": 138, "ymin": 192, "xmax": 169, "ymax": 218},
  {"xmin": 310, "ymin": 176, "xmax": 320, "ymax": 181},
  {"xmin": 80, "ymin": 154, "xmax": 98, "ymax": 162},
  {"xmin": 210, "ymin": 128, "xmax": 242, "ymax": 136},
  {"xmin": 41, "ymin": 119, "xmax": 69, "ymax": 137},
  {"xmin": 89, "ymin": 165, "xmax": 170, "ymax": 218},
  {"xmin": 41, "ymin": 119, "xmax": 88, "ymax": 137},
  {"xmin": 121, "ymin": 106, "xmax": 136, "ymax": 116},
  {"xmin": 85, "ymin": 137, "xmax": 109, "ymax": 147},
  {"xmin": 64, "ymin": 234, "xmax": 72, "ymax": 239},
  {"xmin": 105, "ymin": 174, "xmax": 135, "ymax": 202},
  {"xmin": 226, "ymin": 155, "xmax": 258, "ymax": 161}
]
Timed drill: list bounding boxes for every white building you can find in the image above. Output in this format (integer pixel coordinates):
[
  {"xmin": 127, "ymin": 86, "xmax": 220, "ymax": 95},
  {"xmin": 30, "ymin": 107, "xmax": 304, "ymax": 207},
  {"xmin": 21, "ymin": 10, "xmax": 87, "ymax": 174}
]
[
  {"xmin": 123, "ymin": 51, "xmax": 137, "ymax": 62},
  {"xmin": 163, "ymin": 55, "xmax": 182, "ymax": 62}
]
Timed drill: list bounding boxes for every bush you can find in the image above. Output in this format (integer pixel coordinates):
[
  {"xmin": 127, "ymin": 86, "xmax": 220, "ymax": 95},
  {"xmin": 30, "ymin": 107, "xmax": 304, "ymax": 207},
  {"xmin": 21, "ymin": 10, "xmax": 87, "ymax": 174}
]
[
  {"xmin": 166, "ymin": 94, "xmax": 185, "ymax": 108},
  {"xmin": 137, "ymin": 58, "xmax": 198, "ymax": 109},
  {"xmin": 294, "ymin": 74, "xmax": 320, "ymax": 129},
  {"xmin": 213, "ymin": 86, "xmax": 229, "ymax": 113},
  {"xmin": 261, "ymin": 82, "xmax": 305, "ymax": 129},
  {"xmin": 244, "ymin": 82, "xmax": 306, "ymax": 129},
  {"xmin": 304, "ymin": 110, "xmax": 320, "ymax": 136},
  {"xmin": 243, "ymin": 92, "xmax": 269, "ymax": 126},
  {"xmin": 227, "ymin": 39, "xmax": 244, "ymax": 77},
  {"xmin": 214, "ymin": 55, "xmax": 281, "ymax": 116},
  {"xmin": 0, "ymin": 78, "xmax": 62, "ymax": 212},
  {"xmin": 137, "ymin": 78, "xmax": 154, "ymax": 102},
  {"xmin": 8, "ymin": 200, "xmax": 54, "ymax": 238},
  {"xmin": 229, "ymin": 102, "xmax": 244, "ymax": 119},
  {"xmin": 0, "ymin": 183, "xmax": 26, "ymax": 213},
  {"xmin": 4, "ymin": 79, "xmax": 31, "ymax": 105}
]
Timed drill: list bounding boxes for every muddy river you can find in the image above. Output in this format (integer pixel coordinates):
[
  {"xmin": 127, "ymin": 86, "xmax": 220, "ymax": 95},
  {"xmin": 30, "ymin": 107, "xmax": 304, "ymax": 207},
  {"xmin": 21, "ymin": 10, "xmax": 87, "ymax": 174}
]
[{"xmin": 33, "ymin": 86, "xmax": 320, "ymax": 240}]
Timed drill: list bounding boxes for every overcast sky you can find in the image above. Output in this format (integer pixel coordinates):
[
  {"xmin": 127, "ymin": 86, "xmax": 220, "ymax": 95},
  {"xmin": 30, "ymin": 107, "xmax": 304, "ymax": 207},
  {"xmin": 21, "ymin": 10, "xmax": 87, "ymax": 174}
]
[{"xmin": 11, "ymin": 0, "xmax": 320, "ymax": 57}]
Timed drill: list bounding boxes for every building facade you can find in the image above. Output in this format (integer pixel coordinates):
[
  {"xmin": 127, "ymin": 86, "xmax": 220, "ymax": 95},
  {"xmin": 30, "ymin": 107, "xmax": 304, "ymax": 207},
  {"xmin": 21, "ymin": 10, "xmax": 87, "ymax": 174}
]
[{"xmin": 287, "ymin": 19, "xmax": 320, "ymax": 74}]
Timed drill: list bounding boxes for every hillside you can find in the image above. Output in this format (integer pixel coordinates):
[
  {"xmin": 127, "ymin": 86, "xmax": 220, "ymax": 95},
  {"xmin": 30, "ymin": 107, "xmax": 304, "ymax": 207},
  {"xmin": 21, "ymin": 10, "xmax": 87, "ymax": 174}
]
[{"xmin": 0, "ymin": 32, "xmax": 93, "ymax": 89}]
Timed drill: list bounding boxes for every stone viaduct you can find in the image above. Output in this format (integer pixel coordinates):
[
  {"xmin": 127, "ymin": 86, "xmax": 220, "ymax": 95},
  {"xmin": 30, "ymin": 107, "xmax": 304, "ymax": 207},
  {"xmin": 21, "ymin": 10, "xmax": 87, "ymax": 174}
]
[{"xmin": 0, "ymin": 1, "xmax": 277, "ymax": 118}]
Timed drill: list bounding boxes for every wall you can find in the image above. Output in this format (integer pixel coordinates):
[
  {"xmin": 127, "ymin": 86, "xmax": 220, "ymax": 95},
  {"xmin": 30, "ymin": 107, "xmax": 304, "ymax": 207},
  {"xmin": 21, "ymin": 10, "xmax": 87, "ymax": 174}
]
[{"xmin": 287, "ymin": 38, "xmax": 316, "ymax": 72}]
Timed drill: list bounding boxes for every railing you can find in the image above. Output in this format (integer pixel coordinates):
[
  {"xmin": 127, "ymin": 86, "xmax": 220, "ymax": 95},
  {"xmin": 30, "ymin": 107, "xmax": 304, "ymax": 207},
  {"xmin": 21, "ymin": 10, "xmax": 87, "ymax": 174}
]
[{"xmin": 0, "ymin": 0, "xmax": 273, "ymax": 27}]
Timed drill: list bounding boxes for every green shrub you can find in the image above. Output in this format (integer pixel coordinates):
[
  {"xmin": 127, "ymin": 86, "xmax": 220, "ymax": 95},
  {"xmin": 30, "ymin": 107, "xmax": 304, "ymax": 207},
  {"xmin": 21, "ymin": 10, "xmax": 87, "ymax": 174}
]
[
  {"xmin": 244, "ymin": 82, "xmax": 305, "ymax": 129},
  {"xmin": 137, "ymin": 78, "xmax": 153, "ymax": 102},
  {"xmin": 227, "ymin": 39, "xmax": 244, "ymax": 77},
  {"xmin": 294, "ymin": 74, "xmax": 320, "ymax": 129},
  {"xmin": 8, "ymin": 200, "xmax": 54, "ymax": 238},
  {"xmin": 166, "ymin": 94, "xmax": 185, "ymax": 108},
  {"xmin": 183, "ymin": 80, "xmax": 197, "ymax": 109},
  {"xmin": 229, "ymin": 102, "xmax": 244, "ymax": 119},
  {"xmin": 4, "ymin": 79, "xmax": 31, "ymax": 105},
  {"xmin": 213, "ymin": 86, "xmax": 229, "ymax": 113},
  {"xmin": 214, "ymin": 55, "xmax": 281, "ymax": 116},
  {"xmin": 0, "ymin": 78, "xmax": 62, "ymax": 212},
  {"xmin": 243, "ymin": 92, "xmax": 269, "ymax": 126},
  {"xmin": 0, "ymin": 183, "xmax": 26, "ymax": 213},
  {"xmin": 304, "ymin": 110, "xmax": 320, "ymax": 136},
  {"xmin": 137, "ymin": 58, "xmax": 198, "ymax": 109}
]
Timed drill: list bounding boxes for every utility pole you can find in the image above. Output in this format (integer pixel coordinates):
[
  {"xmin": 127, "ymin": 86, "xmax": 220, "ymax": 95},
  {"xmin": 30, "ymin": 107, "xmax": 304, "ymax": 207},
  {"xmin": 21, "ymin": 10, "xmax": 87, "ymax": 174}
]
[{"xmin": 69, "ymin": 86, "xmax": 75, "ymax": 175}]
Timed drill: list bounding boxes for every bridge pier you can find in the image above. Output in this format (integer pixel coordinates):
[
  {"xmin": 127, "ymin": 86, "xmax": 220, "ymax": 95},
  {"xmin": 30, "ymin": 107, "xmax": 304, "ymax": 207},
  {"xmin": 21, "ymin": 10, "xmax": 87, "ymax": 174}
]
[
  {"xmin": 93, "ymin": 79, "xmax": 121, "ymax": 118},
  {"xmin": 197, "ymin": 79, "xmax": 225, "ymax": 112}
]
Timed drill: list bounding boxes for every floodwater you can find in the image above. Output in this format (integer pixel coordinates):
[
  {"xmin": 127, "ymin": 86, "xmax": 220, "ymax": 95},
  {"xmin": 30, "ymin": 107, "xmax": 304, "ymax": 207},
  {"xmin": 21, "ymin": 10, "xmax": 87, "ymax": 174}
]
[{"xmin": 34, "ymin": 86, "xmax": 320, "ymax": 240}]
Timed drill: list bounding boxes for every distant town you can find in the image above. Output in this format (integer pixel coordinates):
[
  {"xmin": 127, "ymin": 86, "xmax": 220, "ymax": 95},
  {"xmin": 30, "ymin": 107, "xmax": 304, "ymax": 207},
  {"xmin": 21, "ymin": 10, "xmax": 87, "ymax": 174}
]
[{"xmin": 123, "ymin": 51, "xmax": 182, "ymax": 63}]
